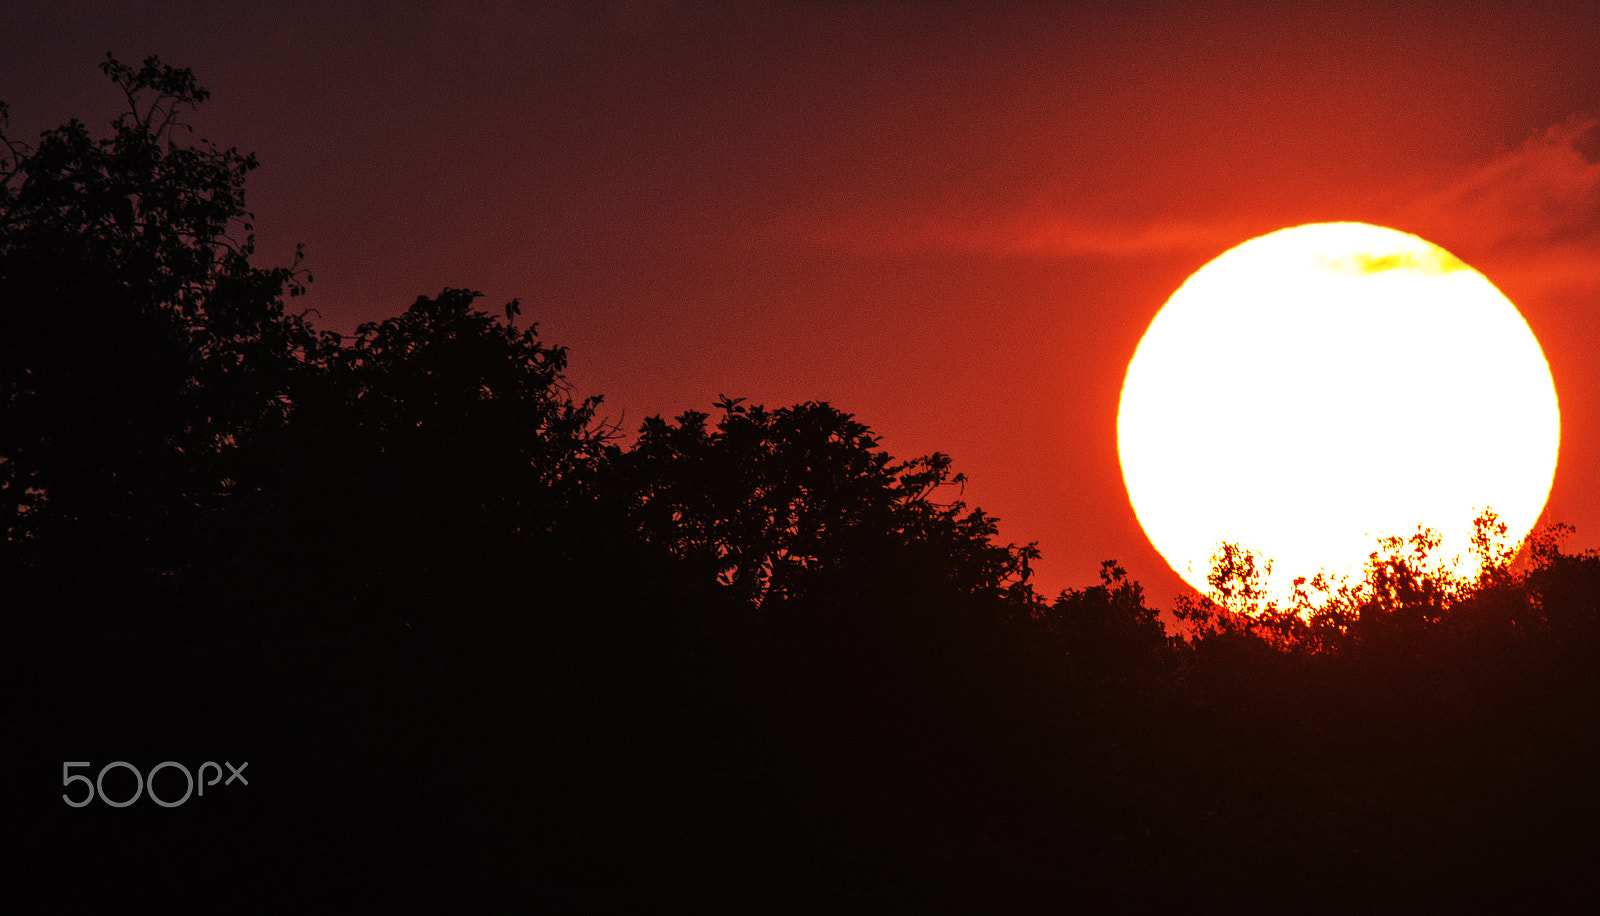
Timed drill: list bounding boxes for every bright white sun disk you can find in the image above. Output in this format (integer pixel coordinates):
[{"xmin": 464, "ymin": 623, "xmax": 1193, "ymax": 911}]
[{"xmin": 1117, "ymin": 222, "xmax": 1560, "ymax": 600}]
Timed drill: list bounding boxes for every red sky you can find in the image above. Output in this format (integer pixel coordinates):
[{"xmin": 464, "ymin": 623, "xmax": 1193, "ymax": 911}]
[{"xmin": 6, "ymin": 0, "xmax": 1600, "ymax": 602}]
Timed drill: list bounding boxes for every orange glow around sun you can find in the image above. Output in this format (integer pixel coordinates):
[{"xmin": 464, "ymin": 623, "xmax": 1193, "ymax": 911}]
[{"xmin": 1117, "ymin": 222, "xmax": 1560, "ymax": 601}]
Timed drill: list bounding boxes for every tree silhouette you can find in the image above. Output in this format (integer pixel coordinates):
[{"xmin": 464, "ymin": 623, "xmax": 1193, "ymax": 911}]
[
  {"xmin": 1175, "ymin": 510, "xmax": 1533, "ymax": 654},
  {"xmin": 11, "ymin": 55, "xmax": 1600, "ymax": 912},
  {"xmin": 1, "ymin": 54, "xmax": 311, "ymax": 578},
  {"xmin": 1043, "ymin": 560, "xmax": 1172, "ymax": 678},
  {"xmin": 277, "ymin": 289, "xmax": 613, "ymax": 627},
  {"xmin": 627, "ymin": 396, "xmax": 1040, "ymax": 609}
]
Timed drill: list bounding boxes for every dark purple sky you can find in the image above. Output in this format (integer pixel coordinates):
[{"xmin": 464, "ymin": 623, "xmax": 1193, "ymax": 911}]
[{"xmin": 7, "ymin": 1, "xmax": 1600, "ymax": 600}]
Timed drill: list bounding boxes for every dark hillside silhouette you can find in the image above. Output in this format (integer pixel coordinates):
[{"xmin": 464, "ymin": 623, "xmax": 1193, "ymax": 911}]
[{"xmin": 8, "ymin": 57, "xmax": 1600, "ymax": 911}]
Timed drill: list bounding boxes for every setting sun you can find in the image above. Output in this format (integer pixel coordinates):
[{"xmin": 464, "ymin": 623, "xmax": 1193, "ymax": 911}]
[{"xmin": 1118, "ymin": 222, "xmax": 1560, "ymax": 600}]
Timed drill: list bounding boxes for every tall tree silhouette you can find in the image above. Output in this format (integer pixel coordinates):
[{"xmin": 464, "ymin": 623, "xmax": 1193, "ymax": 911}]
[{"xmin": 1, "ymin": 55, "xmax": 312, "ymax": 581}]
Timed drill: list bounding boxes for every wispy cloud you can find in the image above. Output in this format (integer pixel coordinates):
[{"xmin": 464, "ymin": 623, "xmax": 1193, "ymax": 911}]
[
  {"xmin": 1396, "ymin": 116, "xmax": 1600, "ymax": 295},
  {"xmin": 1402, "ymin": 117, "xmax": 1600, "ymax": 247},
  {"xmin": 798, "ymin": 115, "xmax": 1600, "ymax": 290},
  {"xmin": 798, "ymin": 209, "xmax": 1261, "ymax": 260},
  {"xmin": 918, "ymin": 216, "xmax": 1259, "ymax": 259}
]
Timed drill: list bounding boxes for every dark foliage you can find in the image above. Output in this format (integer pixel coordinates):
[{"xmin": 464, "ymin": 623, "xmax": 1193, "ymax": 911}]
[{"xmin": 9, "ymin": 58, "xmax": 1600, "ymax": 911}]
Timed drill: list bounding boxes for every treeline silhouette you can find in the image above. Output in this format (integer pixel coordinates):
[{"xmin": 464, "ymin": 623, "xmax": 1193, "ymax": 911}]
[{"xmin": 9, "ymin": 57, "xmax": 1600, "ymax": 911}]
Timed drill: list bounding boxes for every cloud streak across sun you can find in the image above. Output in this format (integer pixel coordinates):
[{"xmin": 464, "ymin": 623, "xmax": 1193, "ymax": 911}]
[{"xmin": 1318, "ymin": 248, "xmax": 1467, "ymax": 277}]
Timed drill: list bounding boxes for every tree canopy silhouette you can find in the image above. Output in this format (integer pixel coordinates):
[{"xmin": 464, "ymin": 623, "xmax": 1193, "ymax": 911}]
[
  {"xmin": 627, "ymin": 396, "xmax": 1040, "ymax": 608},
  {"xmin": 2, "ymin": 54, "xmax": 312, "ymax": 579}
]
